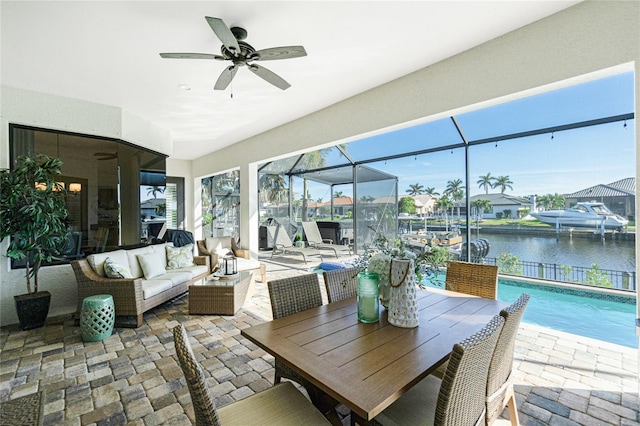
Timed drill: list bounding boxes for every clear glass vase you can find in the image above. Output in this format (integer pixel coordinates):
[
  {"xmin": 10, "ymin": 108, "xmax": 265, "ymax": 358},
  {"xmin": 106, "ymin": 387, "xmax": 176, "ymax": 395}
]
[{"xmin": 357, "ymin": 271, "xmax": 380, "ymax": 323}]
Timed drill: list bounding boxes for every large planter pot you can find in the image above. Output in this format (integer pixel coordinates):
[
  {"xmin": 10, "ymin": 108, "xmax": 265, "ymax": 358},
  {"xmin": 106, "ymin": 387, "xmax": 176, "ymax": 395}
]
[{"xmin": 14, "ymin": 291, "xmax": 51, "ymax": 330}]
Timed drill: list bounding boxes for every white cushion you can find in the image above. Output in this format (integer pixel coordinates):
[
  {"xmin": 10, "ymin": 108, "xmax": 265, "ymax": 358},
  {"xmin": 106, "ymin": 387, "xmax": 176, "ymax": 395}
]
[
  {"xmin": 126, "ymin": 246, "xmax": 153, "ymax": 278},
  {"xmin": 166, "ymin": 244, "xmax": 195, "ymax": 269},
  {"xmin": 104, "ymin": 257, "xmax": 133, "ymax": 279},
  {"xmin": 205, "ymin": 237, "xmax": 232, "ymax": 256},
  {"xmin": 141, "ymin": 279, "xmax": 173, "ymax": 299},
  {"xmin": 160, "ymin": 271, "xmax": 193, "ymax": 286},
  {"xmin": 149, "ymin": 242, "xmax": 171, "ymax": 269},
  {"xmin": 137, "ymin": 252, "xmax": 167, "ymax": 279},
  {"xmin": 87, "ymin": 250, "xmax": 129, "ymax": 277}
]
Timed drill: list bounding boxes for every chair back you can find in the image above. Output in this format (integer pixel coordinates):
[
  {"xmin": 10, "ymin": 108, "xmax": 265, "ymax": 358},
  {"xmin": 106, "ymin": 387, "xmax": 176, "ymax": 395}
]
[
  {"xmin": 268, "ymin": 274, "xmax": 323, "ymax": 319},
  {"xmin": 273, "ymin": 225, "xmax": 294, "ymax": 248},
  {"xmin": 323, "ymin": 267, "xmax": 359, "ymax": 303},
  {"xmin": 486, "ymin": 293, "xmax": 530, "ymax": 424},
  {"xmin": 445, "ymin": 261, "xmax": 499, "ymax": 299},
  {"xmin": 173, "ymin": 325, "xmax": 221, "ymax": 426},
  {"xmin": 436, "ymin": 315, "xmax": 505, "ymax": 426},
  {"xmin": 301, "ymin": 221, "xmax": 324, "ymax": 244}
]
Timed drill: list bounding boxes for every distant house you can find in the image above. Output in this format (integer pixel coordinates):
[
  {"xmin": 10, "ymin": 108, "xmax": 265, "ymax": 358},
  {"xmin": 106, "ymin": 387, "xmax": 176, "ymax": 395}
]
[
  {"xmin": 563, "ymin": 177, "xmax": 635, "ymax": 219},
  {"xmin": 409, "ymin": 194, "xmax": 437, "ymax": 216},
  {"xmin": 140, "ymin": 197, "xmax": 166, "ymax": 219},
  {"xmin": 467, "ymin": 194, "xmax": 533, "ymax": 219}
]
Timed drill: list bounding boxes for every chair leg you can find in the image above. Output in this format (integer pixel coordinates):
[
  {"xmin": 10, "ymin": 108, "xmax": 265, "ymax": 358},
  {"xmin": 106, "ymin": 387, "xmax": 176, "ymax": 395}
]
[{"xmin": 506, "ymin": 391, "xmax": 520, "ymax": 426}]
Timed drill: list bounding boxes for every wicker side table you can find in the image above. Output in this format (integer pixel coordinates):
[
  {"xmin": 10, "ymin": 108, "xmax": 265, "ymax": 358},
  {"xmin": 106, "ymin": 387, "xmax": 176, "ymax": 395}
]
[{"xmin": 189, "ymin": 271, "xmax": 253, "ymax": 315}]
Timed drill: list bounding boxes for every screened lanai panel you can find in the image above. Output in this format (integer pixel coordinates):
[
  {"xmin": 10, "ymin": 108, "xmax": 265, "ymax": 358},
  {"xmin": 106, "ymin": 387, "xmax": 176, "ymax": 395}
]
[
  {"xmin": 355, "ymin": 165, "xmax": 397, "ymax": 253},
  {"xmin": 289, "ymin": 146, "xmax": 352, "ymax": 174},
  {"xmin": 457, "ymin": 72, "xmax": 635, "ymax": 142},
  {"xmin": 260, "ymin": 156, "xmax": 301, "ymax": 174},
  {"xmin": 346, "ymin": 117, "xmax": 463, "ymax": 162},
  {"xmin": 298, "ymin": 165, "xmax": 396, "ymax": 186}
]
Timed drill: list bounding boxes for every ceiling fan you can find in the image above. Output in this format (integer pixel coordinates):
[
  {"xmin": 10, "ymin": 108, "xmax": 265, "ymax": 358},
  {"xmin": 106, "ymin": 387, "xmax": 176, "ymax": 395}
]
[{"xmin": 160, "ymin": 16, "xmax": 307, "ymax": 91}]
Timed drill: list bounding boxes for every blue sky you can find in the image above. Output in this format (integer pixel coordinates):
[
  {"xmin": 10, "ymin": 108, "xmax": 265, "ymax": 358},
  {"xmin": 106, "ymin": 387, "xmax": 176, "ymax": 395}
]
[{"xmin": 299, "ymin": 72, "xmax": 635, "ymax": 201}]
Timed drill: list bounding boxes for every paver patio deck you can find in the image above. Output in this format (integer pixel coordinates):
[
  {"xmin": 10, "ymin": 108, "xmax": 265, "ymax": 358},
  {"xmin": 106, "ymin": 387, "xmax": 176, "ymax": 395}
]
[{"xmin": 0, "ymin": 256, "xmax": 637, "ymax": 425}]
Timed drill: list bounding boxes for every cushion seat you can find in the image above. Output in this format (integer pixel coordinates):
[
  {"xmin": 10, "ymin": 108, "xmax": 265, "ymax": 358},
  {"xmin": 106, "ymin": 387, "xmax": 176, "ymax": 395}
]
[{"xmin": 141, "ymin": 279, "xmax": 173, "ymax": 299}]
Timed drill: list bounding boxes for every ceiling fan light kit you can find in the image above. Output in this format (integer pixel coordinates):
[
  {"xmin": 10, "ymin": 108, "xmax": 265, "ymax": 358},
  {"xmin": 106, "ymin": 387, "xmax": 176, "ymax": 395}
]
[{"xmin": 160, "ymin": 16, "xmax": 306, "ymax": 91}]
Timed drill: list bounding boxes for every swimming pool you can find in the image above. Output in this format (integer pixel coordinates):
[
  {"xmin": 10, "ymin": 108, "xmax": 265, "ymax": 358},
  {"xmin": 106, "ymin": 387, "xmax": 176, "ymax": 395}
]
[{"xmin": 422, "ymin": 276, "xmax": 638, "ymax": 348}]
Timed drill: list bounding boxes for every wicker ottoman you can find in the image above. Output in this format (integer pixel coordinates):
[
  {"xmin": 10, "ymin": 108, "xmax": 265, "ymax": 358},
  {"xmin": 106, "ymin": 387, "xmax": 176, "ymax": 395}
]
[
  {"xmin": 80, "ymin": 294, "xmax": 115, "ymax": 341},
  {"xmin": 189, "ymin": 271, "xmax": 253, "ymax": 315}
]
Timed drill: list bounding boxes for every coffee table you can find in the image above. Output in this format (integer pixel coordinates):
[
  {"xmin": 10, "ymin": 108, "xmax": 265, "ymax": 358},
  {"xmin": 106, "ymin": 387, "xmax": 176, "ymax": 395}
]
[{"xmin": 189, "ymin": 271, "xmax": 253, "ymax": 315}]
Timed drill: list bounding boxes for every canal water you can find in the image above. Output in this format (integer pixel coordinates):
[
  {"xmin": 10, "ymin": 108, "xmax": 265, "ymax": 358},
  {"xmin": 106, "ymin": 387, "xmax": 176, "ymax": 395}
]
[{"xmin": 478, "ymin": 233, "xmax": 635, "ymax": 272}]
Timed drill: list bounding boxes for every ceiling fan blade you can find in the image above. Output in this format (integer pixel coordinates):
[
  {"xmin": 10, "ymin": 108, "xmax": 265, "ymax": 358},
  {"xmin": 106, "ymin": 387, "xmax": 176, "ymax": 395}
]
[
  {"xmin": 254, "ymin": 46, "xmax": 307, "ymax": 61},
  {"xmin": 160, "ymin": 52, "xmax": 225, "ymax": 60},
  {"xmin": 205, "ymin": 17, "xmax": 240, "ymax": 55},
  {"xmin": 248, "ymin": 64, "xmax": 291, "ymax": 90},
  {"xmin": 214, "ymin": 65, "xmax": 238, "ymax": 90}
]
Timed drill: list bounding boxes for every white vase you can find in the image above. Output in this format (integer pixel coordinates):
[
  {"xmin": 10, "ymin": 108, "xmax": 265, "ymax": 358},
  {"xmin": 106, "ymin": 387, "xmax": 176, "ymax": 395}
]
[{"xmin": 388, "ymin": 258, "xmax": 419, "ymax": 328}]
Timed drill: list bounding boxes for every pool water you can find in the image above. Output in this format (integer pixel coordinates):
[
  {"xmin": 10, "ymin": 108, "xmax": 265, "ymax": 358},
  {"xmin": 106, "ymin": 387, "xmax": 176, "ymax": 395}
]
[{"xmin": 422, "ymin": 276, "xmax": 638, "ymax": 348}]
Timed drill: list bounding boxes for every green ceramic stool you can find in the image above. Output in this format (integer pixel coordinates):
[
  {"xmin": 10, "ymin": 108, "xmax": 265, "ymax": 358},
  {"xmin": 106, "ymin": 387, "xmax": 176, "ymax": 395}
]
[{"xmin": 80, "ymin": 294, "xmax": 115, "ymax": 342}]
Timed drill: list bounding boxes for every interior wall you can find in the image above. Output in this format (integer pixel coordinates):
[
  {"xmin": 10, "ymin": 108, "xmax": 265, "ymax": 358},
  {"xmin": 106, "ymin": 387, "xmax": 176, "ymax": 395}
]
[
  {"xmin": 190, "ymin": 1, "xmax": 639, "ymax": 260},
  {"xmin": 0, "ymin": 88, "xmax": 171, "ymax": 326}
]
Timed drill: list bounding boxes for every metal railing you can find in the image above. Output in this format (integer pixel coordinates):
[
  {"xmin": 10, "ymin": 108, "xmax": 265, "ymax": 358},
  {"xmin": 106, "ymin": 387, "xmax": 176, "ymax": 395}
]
[{"xmin": 483, "ymin": 257, "xmax": 636, "ymax": 292}]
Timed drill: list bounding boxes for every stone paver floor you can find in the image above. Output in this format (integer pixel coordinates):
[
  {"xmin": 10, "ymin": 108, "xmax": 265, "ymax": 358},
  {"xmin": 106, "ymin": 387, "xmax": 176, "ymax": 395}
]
[{"xmin": 0, "ymin": 256, "xmax": 638, "ymax": 425}]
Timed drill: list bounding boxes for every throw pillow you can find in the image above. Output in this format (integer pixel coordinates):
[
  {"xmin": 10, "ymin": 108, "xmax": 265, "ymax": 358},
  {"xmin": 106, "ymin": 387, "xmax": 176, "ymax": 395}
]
[
  {"xmin": 166, "ymin": 244, "xmax": 195, "ymax": 269},
  {"xmin": 104, "ymin": 257, "xmax": 133, "ymax": 279},
  {"xmin": 137, "ymin": 253, "xmax": 166, "ymax": 279}
]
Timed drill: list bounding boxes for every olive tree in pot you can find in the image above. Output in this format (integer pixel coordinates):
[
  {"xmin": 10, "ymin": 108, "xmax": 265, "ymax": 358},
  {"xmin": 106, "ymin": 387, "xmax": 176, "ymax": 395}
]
[{"xmin": 0, "ymin": 154, "xmax": 69, "ymax": 330}]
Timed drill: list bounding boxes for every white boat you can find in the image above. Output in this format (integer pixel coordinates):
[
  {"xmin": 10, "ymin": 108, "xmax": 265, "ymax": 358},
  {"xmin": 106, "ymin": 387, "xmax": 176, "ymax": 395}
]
[{"xmin": 531, "ymin": 202, "xmax": 628, "ymax": 230}]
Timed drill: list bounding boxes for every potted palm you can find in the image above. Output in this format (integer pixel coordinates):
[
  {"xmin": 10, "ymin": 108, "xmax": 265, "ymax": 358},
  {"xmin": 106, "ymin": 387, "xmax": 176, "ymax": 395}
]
[{"xmin": 0, "ymin": 154, "xmax": 69, "ymax": 330}]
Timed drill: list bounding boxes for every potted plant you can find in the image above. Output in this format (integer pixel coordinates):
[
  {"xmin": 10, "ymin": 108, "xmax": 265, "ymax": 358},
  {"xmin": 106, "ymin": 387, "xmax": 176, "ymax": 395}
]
[{"xmin": 0, "ymin": 154, "xmax": 69, "ymax": 330}]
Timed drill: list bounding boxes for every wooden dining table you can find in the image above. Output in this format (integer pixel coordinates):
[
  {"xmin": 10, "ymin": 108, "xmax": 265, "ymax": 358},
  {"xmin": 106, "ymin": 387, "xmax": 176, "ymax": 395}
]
[{"xmin": 241, "ymin": 288, "xmax": 508, "ymax": 421}]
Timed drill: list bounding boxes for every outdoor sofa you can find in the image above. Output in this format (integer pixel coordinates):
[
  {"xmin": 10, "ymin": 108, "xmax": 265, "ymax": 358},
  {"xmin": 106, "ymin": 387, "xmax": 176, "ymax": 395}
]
[{"xmin": 71, "ymin": 242, "xmax": 210, "ymax": 327}]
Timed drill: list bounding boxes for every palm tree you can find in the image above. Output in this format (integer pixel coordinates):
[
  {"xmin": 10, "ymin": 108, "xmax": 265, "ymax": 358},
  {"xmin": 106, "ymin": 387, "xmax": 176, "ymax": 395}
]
[
  {"xmin": 406, "ymin": 183, "xmax": 425, "ymax": 196},
  {"xmin": 471, "ymin": 199, "xmax": 492, "ymax": 226},
  {"xmin": 146, "ymin": 185, "xmax": 165, "ymax": 199},
  {"xmin": 436, "ymin": 196, "xmax": 454, "ymax": 231},
  {"xmin": 477, "ymin": 173, "xmax": 495, "ymax": 194},
  {"xmin": 259, "ymin": 174, "xmax": 287, "ymax": 204},
  {"xmin": 334, "ymin": 191, "xmax": 344, "ymax": 198},
  {"xmin": 298, "ymin": 150, "xmax": 332, "ymax": 221},
  {"xmin": 424, "ymin": 187, "xmax": 440, "ymax": 197},
  {"xmin": 444, "ymin": 179, "xmax": 464, "ymax": 222},
  {"xmin": 493, "ymin": 176, "xmax": 514, "ymax": 194},
  {"xmin": 536, "ymin": 193, "xmax": 565, "ymax": 210}
]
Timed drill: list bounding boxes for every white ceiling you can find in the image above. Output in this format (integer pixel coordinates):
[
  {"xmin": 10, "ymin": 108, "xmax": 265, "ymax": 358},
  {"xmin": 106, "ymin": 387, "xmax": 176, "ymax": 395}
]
[{"xmin": 1, "ymin": 1, "xmax": 579, "ymax": 160}]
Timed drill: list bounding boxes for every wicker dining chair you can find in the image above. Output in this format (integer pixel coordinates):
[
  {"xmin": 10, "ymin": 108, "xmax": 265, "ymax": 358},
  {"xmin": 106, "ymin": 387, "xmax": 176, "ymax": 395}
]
[
  {"xmin": 323, "ymin": 267, "xmax": 359, "ymax": 303},
  {"xmin": 486, "ymin": 293, "xmax": 530, "ymax": 426},
  {"xmin": 445, "ymin": 260, "xmax": 499, "ymax": 299},
  {"xmin": 351, "ymin": 315, "xmax": 505, "ymax": 426},
  {"xmin": 172, "ymin": 324, "xmax": 330, "ymax": 426},
  {"xmin": 268, "ymin": 274, "xmax": 340, "ymax": 421}
]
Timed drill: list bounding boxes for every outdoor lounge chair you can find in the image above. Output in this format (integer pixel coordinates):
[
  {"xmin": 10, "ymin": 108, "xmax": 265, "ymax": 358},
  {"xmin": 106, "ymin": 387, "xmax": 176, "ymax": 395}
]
[
  {"xmin": 351, "ymin": 315, "xmax": 505, "ymax": 426},
  {"xmin": 302, "ymin": 221, "xmax": 352, "ymax": 257},
  {"xmin": 172, "ymin": 324, "xmax": 330, "ymax": 426},
  {"xmin": 268, "ymin": 225, "xmax": 323, "ymax": 264}
]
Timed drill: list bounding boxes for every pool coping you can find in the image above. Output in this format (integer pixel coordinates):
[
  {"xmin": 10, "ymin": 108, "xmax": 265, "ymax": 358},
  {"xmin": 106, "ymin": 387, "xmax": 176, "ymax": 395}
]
[{"xmin": 499, "ymin": 274, "xmax": 636, "ymax": 304}]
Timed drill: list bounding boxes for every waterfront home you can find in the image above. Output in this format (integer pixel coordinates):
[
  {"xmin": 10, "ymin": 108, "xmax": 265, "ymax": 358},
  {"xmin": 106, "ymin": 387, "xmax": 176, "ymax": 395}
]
[{"xmin": 564, "ymin": 177, "xmax": 636, "ymax": 219}]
